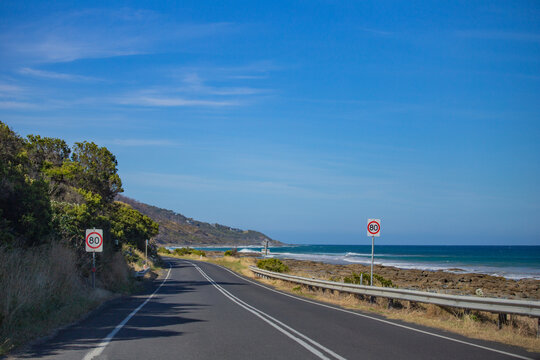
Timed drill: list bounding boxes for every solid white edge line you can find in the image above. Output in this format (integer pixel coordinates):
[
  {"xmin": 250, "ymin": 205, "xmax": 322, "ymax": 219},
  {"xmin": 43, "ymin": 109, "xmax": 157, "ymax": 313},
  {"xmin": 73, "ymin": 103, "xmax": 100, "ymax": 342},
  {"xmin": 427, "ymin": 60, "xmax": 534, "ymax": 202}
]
[
  {"xmin": 189, "ymin": 263, "xmax": 347, "ymax": 360},
  {"xmin": 189, "ymin": 262, "xmax": 343, "ymax": 360},
  {"xmin": 82, "ymin": 263, "xmax": 172, "ymax": 360},
  {"xmin": 211, "ymin": 262, "xmax": 535, "ymax": 360}
]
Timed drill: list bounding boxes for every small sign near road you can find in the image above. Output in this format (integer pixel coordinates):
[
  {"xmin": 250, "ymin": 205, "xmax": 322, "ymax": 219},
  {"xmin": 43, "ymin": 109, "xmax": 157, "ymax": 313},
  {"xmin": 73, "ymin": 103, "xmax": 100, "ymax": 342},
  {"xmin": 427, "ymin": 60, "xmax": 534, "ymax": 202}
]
[
  {"xmin": 367, "ymin": 219, "xmax": 381, "ymax": 237},
  {"xmin": 85, "ymin": 229, "xmax": 103, "ymax": 252}
]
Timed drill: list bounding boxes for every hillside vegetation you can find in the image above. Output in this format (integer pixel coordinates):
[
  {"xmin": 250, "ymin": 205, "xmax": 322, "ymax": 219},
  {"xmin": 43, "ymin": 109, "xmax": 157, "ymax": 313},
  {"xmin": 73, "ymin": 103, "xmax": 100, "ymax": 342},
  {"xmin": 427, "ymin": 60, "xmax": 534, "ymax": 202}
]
[
  {"xmin": 0, "ymin": 121, "xmax": 159, "ymax": 354},
  {"xmin": 117, "ymin": 195, "xmax": 284, "ymax": 246}
]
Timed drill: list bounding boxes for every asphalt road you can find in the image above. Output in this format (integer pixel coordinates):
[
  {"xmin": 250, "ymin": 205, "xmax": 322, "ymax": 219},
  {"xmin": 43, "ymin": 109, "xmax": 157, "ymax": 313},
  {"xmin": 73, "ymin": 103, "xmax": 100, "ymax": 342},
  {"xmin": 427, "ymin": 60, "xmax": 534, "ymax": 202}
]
[{"xmin": 10, "ymin": 257, "xmax": 539, "ymax": 360}]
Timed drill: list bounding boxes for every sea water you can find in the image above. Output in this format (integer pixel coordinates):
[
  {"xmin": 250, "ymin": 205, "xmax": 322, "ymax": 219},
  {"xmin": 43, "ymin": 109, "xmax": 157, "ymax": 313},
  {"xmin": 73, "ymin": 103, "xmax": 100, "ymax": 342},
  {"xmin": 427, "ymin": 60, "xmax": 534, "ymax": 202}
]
[{"xmin": 192, "ymin": 245, "xmax": 540, "ymax": 280}]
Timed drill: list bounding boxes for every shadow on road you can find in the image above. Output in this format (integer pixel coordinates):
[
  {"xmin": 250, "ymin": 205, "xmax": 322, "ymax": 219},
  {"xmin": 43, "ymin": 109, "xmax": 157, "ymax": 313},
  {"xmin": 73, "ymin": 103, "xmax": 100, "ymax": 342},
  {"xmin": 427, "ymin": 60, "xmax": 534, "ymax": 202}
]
[{"xmin": 13, "ymin": 263, "xmax": 240, "ymax": 359}]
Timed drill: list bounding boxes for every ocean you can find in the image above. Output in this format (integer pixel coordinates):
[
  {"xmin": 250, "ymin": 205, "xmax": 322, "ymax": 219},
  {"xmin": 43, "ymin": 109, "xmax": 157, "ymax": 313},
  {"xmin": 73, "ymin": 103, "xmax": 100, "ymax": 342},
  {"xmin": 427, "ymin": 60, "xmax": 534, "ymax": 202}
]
[{"xmin": 191, "ymin": 245, "xmax": 540, "ymax": 280}]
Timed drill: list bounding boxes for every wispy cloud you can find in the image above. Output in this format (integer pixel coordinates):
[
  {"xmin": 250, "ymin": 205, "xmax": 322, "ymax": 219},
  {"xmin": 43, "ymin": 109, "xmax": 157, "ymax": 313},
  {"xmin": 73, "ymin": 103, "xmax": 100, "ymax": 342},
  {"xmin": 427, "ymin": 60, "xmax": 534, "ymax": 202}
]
[
  {"xmin": 174, "ymin": 61, "xmax": 281, "ymax": 82},
  {"xmin": 123, "ymin": 172, "xmax": 331, "ymax": 198},
  {"xmin": 0, "ymin": 9, "xmax": 238, "ymax": 63},
  {"xmin": 19, "ymin": 67, "xmax": 101, "ymax": 81},
  {"xmin": 115, "ymin": 95, "xmax": 239, "ymax": 107},
  {"xmin": 178, "ymin": 73, "xmax": 267, "ymax": 96},
  {"xmin": 0, "ymin": 82, "xmax": 25, "ymax": 98},
  {"xmin": 108, "ymin": 138, "xmax": 179, "ymax": 147},
  {"xmin": 0, "ymin": 101, "xmax": 40, "ymax": 110},
  {"xmin": 455, "ymin": 30, "xmax": 540, "ymax": 42},
  {"xmin": 360, "ymin": 28, "xmax": 395, "ymax": 36},
  {"xmin": 0, "ymin": 83, "xmax": 23, "ymax": 94}
]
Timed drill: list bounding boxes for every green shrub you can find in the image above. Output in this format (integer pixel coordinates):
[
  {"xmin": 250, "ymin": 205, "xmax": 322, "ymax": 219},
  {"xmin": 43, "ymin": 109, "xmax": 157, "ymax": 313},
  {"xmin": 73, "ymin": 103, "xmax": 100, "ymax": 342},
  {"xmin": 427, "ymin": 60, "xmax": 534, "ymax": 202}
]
[
  {"xmin": 224, "ymin": 249, "xmax": 238, "ymax": 256},
  {"xmin": 373, "ymin": 274, "xmax": 395, "ymax": 288},
  {"xmin": 257, "ymin": 258, "xmax": 289, "ymax": 273},
  {"xmin": 123, "ymin": 245, "xmax": 143, "ymax": 265},
  {"xmin": 157, "ymin": 247, "xmax": 171, "ymax": 254},
  {"xmin": 343, "ymin": 272, "xmax": 395, "ymax": 287},
  {"xmin": 192, "ymin": 249, "xmax": 206, "ymax": 257},
  {"xmin": 173, "ymin": 247, "xmax": 206, "ymax": 257}
]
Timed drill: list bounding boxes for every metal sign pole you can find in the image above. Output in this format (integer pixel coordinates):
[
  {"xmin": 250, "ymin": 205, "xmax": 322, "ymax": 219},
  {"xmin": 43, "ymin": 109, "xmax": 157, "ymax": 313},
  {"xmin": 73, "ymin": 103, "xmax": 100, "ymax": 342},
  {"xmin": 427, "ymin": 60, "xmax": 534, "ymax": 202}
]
[
  {"xmin": 370, "ymin": 235, "xmax": 374, "ymax": 286},
  {"xmin": 92, "ymin": 252, "xmax": 95, "ymax": 289},
  {"xmin": 145, "ymin": 239, "xmax": 148, "ymax": 268}
]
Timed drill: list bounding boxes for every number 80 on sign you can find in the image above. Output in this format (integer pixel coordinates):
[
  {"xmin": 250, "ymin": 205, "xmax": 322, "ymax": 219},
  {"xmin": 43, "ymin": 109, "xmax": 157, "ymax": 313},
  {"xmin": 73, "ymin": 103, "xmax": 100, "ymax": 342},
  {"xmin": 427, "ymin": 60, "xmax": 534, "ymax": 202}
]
[
  {"xmin": 367, "ymin": 219, "xmax": 381, "ymax": 237},
  {"xmin": 86, "ymin": 229, "xmax": 103, "ymax": 252}
]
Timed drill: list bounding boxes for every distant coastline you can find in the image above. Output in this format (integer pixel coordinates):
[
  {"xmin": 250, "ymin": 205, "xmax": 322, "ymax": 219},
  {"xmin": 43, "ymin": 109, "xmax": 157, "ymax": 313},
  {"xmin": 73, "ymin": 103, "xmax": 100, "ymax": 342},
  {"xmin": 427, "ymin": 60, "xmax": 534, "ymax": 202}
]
[{"xmin": 187, "ymin": 244, "xmax": 540, "ymax": 280}]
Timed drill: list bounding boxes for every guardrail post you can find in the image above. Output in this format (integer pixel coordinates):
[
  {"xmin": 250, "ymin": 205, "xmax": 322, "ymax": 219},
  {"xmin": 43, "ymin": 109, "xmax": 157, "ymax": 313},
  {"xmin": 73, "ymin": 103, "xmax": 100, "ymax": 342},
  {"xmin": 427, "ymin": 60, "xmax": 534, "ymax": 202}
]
[{"xmin": 497, "ymin": 313, "xmax": 507, "ymax": 330}]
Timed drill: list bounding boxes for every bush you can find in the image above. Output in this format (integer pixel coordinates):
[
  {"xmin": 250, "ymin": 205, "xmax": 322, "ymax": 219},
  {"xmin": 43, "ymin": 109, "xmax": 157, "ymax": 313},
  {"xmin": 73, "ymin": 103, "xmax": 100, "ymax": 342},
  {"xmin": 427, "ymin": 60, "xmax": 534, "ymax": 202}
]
[
  {"xmin": 343, "ymin": 272, "xmax": 368, "ymax": 285},
  {"xmin": 343, "ymin": 272, "xmax": 395, "ymax": 287},
  {"xmin": 224, "ymin": 249, "xmax": 237, "ymax": 257},
  {"xmin": 257, "ymin": 258, "xmax": 289, "ymax": 273},
  {"xmin": 157, "ymin": 247, "xmax": 171, "ymax": 254},
  {"xmin": 173, "ymin": 247, "xmax": 205, "ymax": 257}
]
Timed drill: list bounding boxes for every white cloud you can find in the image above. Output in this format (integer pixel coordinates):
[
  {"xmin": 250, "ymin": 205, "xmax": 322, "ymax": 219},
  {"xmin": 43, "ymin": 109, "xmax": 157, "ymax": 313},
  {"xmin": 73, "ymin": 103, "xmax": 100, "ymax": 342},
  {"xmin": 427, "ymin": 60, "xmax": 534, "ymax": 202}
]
[
  {"xmin": 123, "ymin": 172, "xmax": 329, "ymax": 198},
  {"xmin": 116, "ymin": 96, "xmax": 239, "ymax": 107},
  {"xmin": 455, "ymin": 30, "xmax": 540, "ymax": 42},
  {"xmin": 0, "ymin": 83, "xmax": 23, "ymax": 94},
  {"xmin": 0, "ymin": 9, "xmax": 238, "ymax": 63},
  {"xmin": 19, "ymin": 67, "xmax": 101, "ymax": 81},
  {"xmin": 109, "ymin": 139, "xmax": 178, "ymax": 147},
  {"xmin": 0, "ymin": 101, "xmax": 39, "ymax": 110}
]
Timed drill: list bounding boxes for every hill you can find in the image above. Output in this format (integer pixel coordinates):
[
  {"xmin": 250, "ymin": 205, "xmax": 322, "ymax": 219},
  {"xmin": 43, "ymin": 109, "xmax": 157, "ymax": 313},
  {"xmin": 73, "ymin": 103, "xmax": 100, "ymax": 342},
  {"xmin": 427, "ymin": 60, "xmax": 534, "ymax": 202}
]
[{"xmin": 116, "ymin": 195, "xmax": 284, "ymax": 246}]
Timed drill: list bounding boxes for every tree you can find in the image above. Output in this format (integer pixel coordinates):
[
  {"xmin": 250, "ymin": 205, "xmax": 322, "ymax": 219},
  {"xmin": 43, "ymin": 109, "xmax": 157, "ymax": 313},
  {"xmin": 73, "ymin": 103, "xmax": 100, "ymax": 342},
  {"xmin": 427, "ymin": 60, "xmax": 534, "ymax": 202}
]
[
  {"xmin": 0, "ymin": 122, "xmax": 52, "ymax": 245},
  {"xmin": 70, "ymin": 142, "xmax": 123, "ymax": 204},
  {"xmin": 26, "ymin": 135, "xmax": 71, "ymax": 199},
  {"xmin": 111, "ymin": 203, "xmax": 159, "ymax": 251}
]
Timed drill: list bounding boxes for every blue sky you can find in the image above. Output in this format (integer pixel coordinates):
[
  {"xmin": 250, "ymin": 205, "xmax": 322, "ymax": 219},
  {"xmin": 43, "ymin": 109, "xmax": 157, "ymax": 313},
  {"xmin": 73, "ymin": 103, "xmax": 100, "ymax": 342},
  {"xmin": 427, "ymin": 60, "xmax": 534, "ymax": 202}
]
[{"xmin": 1, "ymin": 1, "xmax": 539, "ymax": 245}]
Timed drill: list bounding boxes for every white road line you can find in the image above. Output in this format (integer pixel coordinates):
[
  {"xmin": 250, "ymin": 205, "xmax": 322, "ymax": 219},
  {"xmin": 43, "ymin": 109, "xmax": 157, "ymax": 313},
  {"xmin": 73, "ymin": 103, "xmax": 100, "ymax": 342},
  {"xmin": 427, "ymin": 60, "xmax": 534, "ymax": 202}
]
[
  {"xmin": 82, "ymin": 264, "xmax": 172, "ymax": 360},
  {"xmin": 189, "ymin": 262, "xmax": 347, "ymax": 360},
  {"xmin": 212, "ymin": 262, "xmax": 535, "ymax": 360}
]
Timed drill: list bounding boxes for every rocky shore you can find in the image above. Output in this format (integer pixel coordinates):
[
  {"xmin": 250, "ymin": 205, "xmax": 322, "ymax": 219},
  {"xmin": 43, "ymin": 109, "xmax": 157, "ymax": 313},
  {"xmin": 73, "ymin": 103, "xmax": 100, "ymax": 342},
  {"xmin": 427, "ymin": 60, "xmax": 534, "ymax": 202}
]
[
  {"xmin": 205, "ymin": 249, "xmax": 539, "ymax": 300},
  {"xmin": 278, "ymin": 259, "xmax": 540, "ymax": 300}
]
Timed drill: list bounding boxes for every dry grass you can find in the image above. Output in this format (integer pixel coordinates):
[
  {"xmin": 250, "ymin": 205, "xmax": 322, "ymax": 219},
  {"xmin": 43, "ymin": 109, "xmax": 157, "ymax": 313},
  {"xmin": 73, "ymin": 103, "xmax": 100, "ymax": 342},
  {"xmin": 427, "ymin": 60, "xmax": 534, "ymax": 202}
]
[
  {"xmin": 0, "ymin": 244, "xmax": 117, "ymax": 355},
  {"xmin": 190, "ymin": 254, "xmax": 540, "ymax": 353},
  {"xmin": 0, "ymin": 242, "xmax": 150, "ymax": 355}
]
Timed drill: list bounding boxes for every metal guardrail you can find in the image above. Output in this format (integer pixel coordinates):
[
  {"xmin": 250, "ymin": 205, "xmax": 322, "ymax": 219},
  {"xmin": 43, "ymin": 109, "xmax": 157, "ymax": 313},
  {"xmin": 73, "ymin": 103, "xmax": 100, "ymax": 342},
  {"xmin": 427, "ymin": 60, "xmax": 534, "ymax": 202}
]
[
  {"xmin": 249, "ymin": 266, "xmax": 540, "ymax": 318},
  {"xmin": 135, "ymin": 267, "xmax": 150, "ymax": 279}
]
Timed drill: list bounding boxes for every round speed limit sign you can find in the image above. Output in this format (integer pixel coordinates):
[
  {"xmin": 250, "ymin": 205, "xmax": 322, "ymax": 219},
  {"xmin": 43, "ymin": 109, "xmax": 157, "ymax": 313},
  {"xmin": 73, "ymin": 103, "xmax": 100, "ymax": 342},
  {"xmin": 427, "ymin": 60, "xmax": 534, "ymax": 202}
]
[
  {"xmin": 367, "ymin": 219, "xmax": 381, "ymax": 237},
  {"xmin": 85, "ymin": 229, "xmax": 103, "ymax": 252}
]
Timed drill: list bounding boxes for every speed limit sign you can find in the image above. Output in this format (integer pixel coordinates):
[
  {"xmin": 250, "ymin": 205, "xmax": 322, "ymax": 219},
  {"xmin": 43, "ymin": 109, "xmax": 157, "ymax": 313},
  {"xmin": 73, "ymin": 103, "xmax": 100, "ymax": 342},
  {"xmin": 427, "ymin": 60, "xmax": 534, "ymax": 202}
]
[
  {"xmin": 367, "ymin": 219, "xmax": 381, "ymax": 237},
  {"xmin": 86, "ymin": 229, "xmax": 103, "ymax": 252}
]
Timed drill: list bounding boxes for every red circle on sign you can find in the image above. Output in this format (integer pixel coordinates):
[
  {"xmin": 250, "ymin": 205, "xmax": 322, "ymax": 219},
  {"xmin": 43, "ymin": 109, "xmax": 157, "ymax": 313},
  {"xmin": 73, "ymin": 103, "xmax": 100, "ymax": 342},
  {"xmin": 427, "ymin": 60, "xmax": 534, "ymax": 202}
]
[
  {"xmin": 367, "ymin": 221, "xmax": 380, "ymax": 235},
  {"xmin": 86, "ymin": 232, "xmax": 103, "ymax": 249}
]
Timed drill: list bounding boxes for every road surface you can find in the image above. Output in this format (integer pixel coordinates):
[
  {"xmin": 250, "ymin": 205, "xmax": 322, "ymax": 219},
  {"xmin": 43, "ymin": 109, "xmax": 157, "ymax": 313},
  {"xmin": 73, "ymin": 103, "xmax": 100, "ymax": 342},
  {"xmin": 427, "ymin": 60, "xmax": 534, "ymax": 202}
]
[{"xmin": 10, "ymin": 257, "xmax": 539, "ymax": 360}]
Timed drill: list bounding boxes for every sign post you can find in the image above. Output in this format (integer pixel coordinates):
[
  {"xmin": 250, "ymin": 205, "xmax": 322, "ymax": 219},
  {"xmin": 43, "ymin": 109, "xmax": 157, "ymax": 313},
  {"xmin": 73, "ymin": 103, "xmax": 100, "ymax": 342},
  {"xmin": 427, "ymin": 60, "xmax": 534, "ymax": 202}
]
[
  {"xmin": 367, "ymin": 219, "xmax": 381, "ymax": 286},
  {"xmin": 85, "ymin": 229, "xmax": 103, "ymax": 289},
  {"xmin": 145, "ymin": 239, "xmax": 149, "ymax": 269}
]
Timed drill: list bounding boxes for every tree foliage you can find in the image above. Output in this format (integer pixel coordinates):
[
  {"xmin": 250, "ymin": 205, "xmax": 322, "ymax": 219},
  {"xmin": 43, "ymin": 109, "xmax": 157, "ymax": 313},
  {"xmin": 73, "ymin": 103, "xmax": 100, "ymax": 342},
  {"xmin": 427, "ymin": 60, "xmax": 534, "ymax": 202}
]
[
  {"xmin": 0, "ymin": 121, "xmax": 157, "ymax": 252},
  {"xmin": 0, "ymin": 123, "xmax": 52, "ymax": 245},
  {"xmin": 111, "ymin": 203, "xmax": 159, "ymax": 250},
  {"xmin": 70, "ymin": 141, "xmax": 123, "ymax": 204}
]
